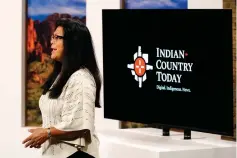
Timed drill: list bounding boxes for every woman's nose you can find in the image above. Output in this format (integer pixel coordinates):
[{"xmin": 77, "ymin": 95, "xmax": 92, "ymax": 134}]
[{"xmin": 50, "ymin": 38, "xmax": 53, "ymax": 44}]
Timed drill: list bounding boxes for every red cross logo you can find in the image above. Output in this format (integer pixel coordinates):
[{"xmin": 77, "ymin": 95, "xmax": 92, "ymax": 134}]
[
  {"xmin": 134, "ymin": 57, "xmax": 146, "ymax": 76},
  {"xmin": 127, "ymin": 46, "xmax": 153, "ymax": 88}
]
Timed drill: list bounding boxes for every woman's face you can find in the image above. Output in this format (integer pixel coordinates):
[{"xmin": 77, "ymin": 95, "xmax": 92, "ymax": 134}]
[{"xmin": 50, "ymin": 26, "xmax": 64, "ymax": 62}]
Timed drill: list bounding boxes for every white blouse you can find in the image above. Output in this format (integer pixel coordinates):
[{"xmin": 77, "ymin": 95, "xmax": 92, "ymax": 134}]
[{"xmin": 39, "ymin": 68, "xmax": 99, "ymax": 158}]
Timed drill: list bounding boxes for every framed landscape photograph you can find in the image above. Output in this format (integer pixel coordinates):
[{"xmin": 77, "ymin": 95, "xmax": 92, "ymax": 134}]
[
  {"xmin": 121, "ymin": 0, "xmax": 187, "ymax": 9},
  {"xmin": 24, "ymin": 0, "xmax": 86, "ymax": 126}
]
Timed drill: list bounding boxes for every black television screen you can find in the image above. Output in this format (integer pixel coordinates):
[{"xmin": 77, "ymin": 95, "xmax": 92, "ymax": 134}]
[{"xmin": 102, "ymin": 9, "xmax": 233, "ymax": 136}]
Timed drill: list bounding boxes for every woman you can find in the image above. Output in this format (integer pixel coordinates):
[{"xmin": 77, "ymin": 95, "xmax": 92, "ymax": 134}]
[{"xmin": 22, "ymin": 18, "xmax": 101, "ymax": 158}]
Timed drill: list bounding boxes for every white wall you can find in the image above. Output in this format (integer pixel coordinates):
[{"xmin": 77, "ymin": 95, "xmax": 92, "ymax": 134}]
[
  {"xmin": 0, "ymin": 0, "xmax": 222, "ymax": 157},
  {"xmin": 87, "ymin": 0, "xmax": 121, "ymax": 131},
  {"xmin": 188, "ymin": 0, "xmax": 223, "ymax": 8}
]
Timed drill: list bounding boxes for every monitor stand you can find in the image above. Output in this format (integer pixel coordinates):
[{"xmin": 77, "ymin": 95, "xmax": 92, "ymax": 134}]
[
  {"xmin": 162, "ymin": 127, "xmax": 170, "ymax": 136},
  {"xmin": 162, "ymin": 127, "xmax": 191, "ymax": 139},
  {"xmin": 184, "ymin": 129, "xmax": 191, "ymax": 140}
]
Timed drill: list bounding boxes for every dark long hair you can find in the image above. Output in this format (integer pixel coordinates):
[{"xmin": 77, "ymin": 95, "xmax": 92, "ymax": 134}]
[{"xmin": 42, "ymin": 18, "xmax": 101, "ymax": 108}]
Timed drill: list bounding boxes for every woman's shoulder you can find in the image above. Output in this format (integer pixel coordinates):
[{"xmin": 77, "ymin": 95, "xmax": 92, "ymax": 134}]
[{"xmin": 68, "ymin": 68, "xmax": 95, "ymax": 86}]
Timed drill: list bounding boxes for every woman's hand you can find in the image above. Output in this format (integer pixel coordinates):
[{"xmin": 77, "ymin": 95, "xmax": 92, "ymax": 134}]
[{"xmin": 22, "ymin": 128, "xmax": 48, "ymax": 148}]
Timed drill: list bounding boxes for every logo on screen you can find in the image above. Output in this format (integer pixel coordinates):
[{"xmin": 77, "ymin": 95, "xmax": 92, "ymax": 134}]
[{"xmin": 127, "ymin": 46, "xmax": 153, "ymax": 88}]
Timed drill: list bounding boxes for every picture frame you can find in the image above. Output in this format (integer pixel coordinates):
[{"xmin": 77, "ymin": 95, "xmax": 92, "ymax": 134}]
[
  {"xmin": 121, "ymin": 0, "xmax": 188, "ymax": 9},
  {"xmin": 24, "ymin": 0, "xmax": 86, "ymax": 126}
]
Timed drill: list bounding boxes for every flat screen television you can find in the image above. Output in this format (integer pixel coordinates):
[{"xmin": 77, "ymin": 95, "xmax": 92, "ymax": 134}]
[{"xmin": 102, "ymin": 9, "xmax": 234, "ymax": 136}]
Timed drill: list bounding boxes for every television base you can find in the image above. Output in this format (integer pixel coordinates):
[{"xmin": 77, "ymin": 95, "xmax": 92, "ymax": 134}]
[
  {"xmin": 162, "ymin": 128, "xmax": 170, "ymax": 136},
  {"xmin": 184, "ymin": 129, "xmax": 191, "ymax": 140}
]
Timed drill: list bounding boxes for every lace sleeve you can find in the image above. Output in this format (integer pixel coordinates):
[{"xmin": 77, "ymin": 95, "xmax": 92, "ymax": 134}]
[{"xmin": 54, "ymin": 70, "xmax": 96, "ymax": 132}]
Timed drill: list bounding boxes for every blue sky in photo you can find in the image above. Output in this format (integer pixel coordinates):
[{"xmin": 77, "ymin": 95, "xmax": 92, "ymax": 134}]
[
  {"xmin": 28, "ymin": 0, "xmax": 86, "ymax": 21},
  {"xmin": 125, "ymin": 0, "xmax": 187, "ymax": 9}
]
